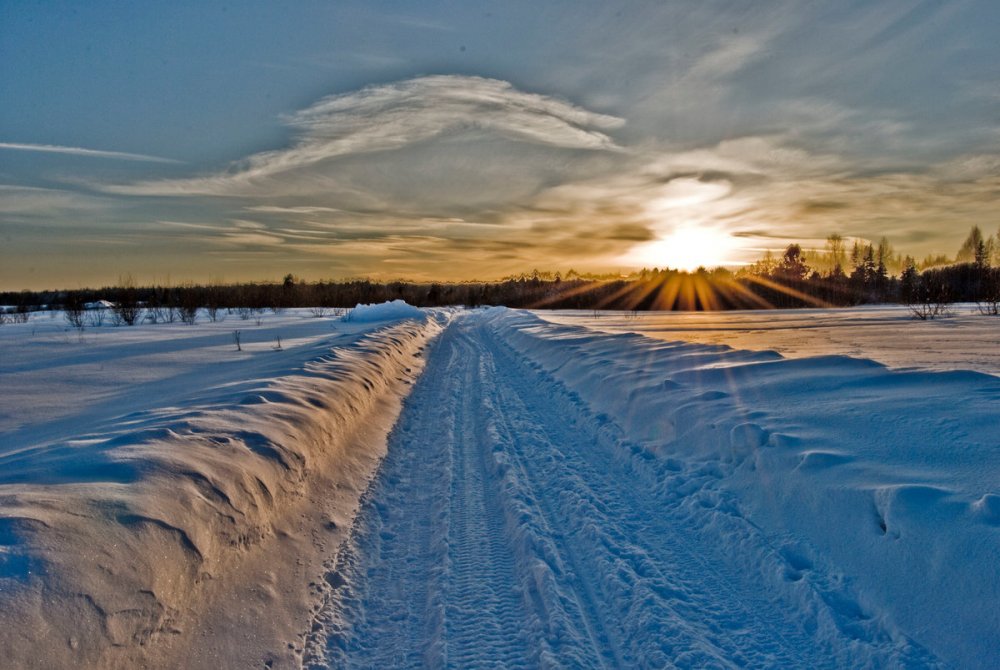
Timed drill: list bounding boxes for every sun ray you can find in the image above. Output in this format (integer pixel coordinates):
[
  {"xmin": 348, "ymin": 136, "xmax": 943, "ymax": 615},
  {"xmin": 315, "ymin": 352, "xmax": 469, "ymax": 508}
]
[
  {"xmin": 714, "ymin": 277, "xmax": 776, "ymax": 309},
  {"xmin": 528, "ymin": 279, "xmax": 613, "ymax": 309},
  {"xmin": 742, "ymin": 275, "xmax": 833, "ymax": 308},
  {"xmin": 692, "ymin": 275, "xmax": 719, "ymax": 311},
  {"xmin": 594, "ymin": 281, "xmax": 648, "ymax": 310}
]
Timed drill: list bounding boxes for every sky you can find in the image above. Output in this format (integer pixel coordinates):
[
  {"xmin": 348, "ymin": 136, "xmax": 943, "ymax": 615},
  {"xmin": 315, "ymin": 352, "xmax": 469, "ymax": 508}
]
[{"xmin": 2, "ymin": 0, "xmax": 999, "ymax": 289}]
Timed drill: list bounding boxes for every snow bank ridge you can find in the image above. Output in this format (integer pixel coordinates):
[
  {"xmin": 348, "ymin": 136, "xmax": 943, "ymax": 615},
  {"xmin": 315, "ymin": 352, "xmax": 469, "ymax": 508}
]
[
  {"xmin": 0, "ymin": 317, "xmax": 440, "ymax": 667},
  {"xmin": 486, "ymin": 308, "xmax": 1000, "ymax": 669}
]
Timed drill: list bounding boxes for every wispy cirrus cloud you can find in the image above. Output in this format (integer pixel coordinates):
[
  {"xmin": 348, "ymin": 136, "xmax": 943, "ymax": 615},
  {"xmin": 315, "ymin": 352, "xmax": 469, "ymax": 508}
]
[
  {"xmin": 685, "ymin": 32, "xmax": 777, "ymax": 82},
  {"xmin": 101, "ymin": 75, "xmax": 624, "ymax": 197},
  {"xmin": 0, "ymin": 184, "xmax": 119, "ymax": 217},
  {"xmin": 245, "ymin": 205, "xmax": 344, "ymax": 215},
  {"xmin": 0, "ymin": 142, "xmax": 180, "ymax": 163}
]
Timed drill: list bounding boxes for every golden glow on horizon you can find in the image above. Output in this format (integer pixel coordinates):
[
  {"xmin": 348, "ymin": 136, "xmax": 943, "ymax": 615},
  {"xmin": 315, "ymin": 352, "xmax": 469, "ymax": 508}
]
[
  {"xmin": 626, "ymin": 226, "xmax": 742, "ymax": 272},
  {"xmin": 529, "ymin": 266, "xmax": 832, "ymax": 312}
]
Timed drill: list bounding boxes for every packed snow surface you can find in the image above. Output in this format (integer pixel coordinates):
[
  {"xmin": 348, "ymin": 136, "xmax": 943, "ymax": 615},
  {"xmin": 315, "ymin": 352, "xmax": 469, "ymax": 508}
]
[
  {"xmin": 347, "ymin": 299, "xmax": 424, "ymax": 323},
  {"xmin": 306, "ymin": 308, "xmax": 999, "ymax": 669},
  {"xmin": 2, "ymin": 305, "xmax": 998, "ymax": 668}
]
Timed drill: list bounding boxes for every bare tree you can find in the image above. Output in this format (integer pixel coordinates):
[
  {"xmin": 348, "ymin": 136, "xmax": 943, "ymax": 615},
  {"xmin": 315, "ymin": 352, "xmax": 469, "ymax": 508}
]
[
  {"xmin": 9, "ymin": 304, "xmax": 30, "ymax": 324},
  {"xmin": 907, "ymin": 279, "xmax": 953, "ymax": 320},
  {"xmin": 178, "ymin": 305, "xmax": 197, "ymax": 324},
  {"xmin": 64, "ymin": 294, "xmax": 86, "ymax": 330},
  {"xmin": 87, "ymin": 307, "xmax": 106, "ymax": 327},
  {"xmin": 977, "ymin": 270, "xmax": 1000, "ymax": 315},
  {"xmin": 177, "ymin": 288, "xmax": 199, "ymax": 325},
  {"xmin": 825, "ymin": 233, "xmax": 847, "ymax": 276},
  {"xmin": 111, "ymin": 275, "xmax": 143, "ymax": 326}
]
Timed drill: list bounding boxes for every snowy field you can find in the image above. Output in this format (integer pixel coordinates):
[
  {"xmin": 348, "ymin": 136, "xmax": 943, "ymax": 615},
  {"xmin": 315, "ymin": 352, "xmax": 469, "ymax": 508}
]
[
  {"xmin": 537, "ymin": 305, "xmax": 1000, "ymax": 377},
  {"xmin": 1, "ymin": 305, "xmax": 999, "ymax": 668}
]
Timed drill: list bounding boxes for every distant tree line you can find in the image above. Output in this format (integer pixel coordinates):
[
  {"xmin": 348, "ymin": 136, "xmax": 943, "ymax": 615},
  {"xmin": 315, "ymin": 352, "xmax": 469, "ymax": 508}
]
[
  {"xmin": 2, "ymin": 227, "xmax": 999, "ymax": 318},
  {"xmin": 735, "ymin": 226, "xmax": 1000, "ymax": 311}
]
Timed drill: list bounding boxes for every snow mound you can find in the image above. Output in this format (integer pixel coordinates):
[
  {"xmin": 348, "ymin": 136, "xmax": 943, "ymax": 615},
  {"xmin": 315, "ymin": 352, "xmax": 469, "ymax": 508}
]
[{"xmin": 347, "ymin": 299, "xmax": 423, "ymax": 323}]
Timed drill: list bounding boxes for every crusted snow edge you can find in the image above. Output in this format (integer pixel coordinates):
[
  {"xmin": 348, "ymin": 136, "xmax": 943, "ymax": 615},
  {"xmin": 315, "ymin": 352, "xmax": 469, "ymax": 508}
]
[{"xmin": 0, "ymin": 316, "xmax": 442, "ymax": 666}]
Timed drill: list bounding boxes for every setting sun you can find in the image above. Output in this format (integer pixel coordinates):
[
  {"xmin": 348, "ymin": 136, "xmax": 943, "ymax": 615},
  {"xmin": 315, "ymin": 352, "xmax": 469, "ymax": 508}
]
[{"xmin": 626, "ymin": 226, "xmax": 742, "ymax": 272}]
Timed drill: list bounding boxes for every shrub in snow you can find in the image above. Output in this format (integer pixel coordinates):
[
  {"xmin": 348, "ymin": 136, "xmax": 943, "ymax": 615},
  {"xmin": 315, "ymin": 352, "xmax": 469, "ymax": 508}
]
[
  {"xmin": 111, "ymin": 277, "xmax": 143, "ymax": 326},
  {"xmin": 906, "ymin": 279, "xmax": 953, "ymax": 320},
  {"xmin": 178, "ymin": 295, "xmax": 199, "ymax": 325},
  {"xmin": 345, "ymin": 299, "xmax": 423, "ymax": 323},
  {"xmin": 64, "ymin": 295, "xmax": 86, "ymax": 330},
  {"xmin": 1, "ymin": 305, "xmax": 30, "ymax": 324},
  {"xmin": 87, "ymin": 308, "xmax": 107, "ymax": 327},
  {"xmin": 977, "ymin": 269, "xmax": 1000, "ymax": 315}
]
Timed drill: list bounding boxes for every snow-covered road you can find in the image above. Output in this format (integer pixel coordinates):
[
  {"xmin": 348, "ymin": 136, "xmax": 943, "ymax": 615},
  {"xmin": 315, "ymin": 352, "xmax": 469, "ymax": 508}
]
[{"xmin": 304, "ymin": 311, "xmax": 955, "ymax": 668}]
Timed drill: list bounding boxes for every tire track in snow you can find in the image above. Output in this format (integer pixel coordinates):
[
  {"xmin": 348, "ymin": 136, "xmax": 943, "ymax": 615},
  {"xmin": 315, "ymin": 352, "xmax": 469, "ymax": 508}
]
[
  {"xmin": 304, "ymin": 323, "xmax": 532, "ymax": 669},
  {"xmin": 479, "ymin": 322, "xmax": 823, "ymax": 667},
  {"xmin": 475, "ymin": 334, "xmax": 625, "ymax": 669},
  {"xmin": 306, "ymin": 312, "xmax": 943, "ymax": 668},
  {"xmin": 441, "ymin": 329, "xmax": 533, "ymax": 668}
]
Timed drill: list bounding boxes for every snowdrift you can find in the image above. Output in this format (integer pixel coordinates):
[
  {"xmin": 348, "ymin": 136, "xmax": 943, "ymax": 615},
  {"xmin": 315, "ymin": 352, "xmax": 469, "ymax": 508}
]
[
  {"xmin": 347, "ymin": 299, "xmax": 424, "ymax": 323},
  {"xmin": 0, "ymin": 314, "xmax": 442, "ymax": 668},
  {"xmin": 486, "ymin": 308, "xmax": 1000, "ymax": 669}
]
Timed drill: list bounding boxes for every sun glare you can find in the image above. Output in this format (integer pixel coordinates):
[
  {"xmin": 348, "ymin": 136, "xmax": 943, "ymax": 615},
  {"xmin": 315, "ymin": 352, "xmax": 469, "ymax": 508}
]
[{"xmin": 628, "ymin": 226, "xmax": 741, "ymax": 272}]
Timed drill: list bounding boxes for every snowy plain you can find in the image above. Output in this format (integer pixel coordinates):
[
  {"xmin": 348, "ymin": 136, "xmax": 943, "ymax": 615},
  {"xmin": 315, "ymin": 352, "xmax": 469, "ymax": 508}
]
[
  {"xmin": 1, "ymin": 304, "xmax": 998, "ymax": 668},
  {"xmin": 537, "ymin": 305, "xmax": 1000, "ymax": 377}
]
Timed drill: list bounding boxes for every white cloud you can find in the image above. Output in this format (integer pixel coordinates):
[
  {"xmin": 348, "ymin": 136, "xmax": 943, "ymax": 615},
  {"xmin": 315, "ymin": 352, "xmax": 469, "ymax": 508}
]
[
  {"xmin": 687, "ymin": 33, "xmax": 774, "ymax": 81},
  {"xmin": 0, "ymin": 142, "xmax": 179, "ymax": 163},
  {"xmin": 245, "ymin": 205, "xmax": 344, "ymax": 215},
  {"xmin": 934, "ymin": 153, "xmax": 1000, "ymax": 181},
  {"xmin": 102, "ymin": 76, "xmax": 624, "ymax": 197},
  {"xmin": 0, "ymin": 184, "xmax": 118, "ymax": 216}
]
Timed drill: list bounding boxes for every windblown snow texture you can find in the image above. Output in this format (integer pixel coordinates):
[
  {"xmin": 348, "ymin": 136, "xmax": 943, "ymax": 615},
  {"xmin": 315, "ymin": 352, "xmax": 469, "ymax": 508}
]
[
  {"xmin": 307, "ymin": 309, "xmax": 998, "ymax": 669},
  {"xmin": 0, "ymin": 311, "xmax": 440, "ymax": 668}
]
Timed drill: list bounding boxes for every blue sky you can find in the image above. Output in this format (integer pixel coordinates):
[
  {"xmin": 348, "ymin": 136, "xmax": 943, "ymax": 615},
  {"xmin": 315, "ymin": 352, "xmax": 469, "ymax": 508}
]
[{"xmin": 2, "ymin": 0, "xmax": 999, "ymax": 288}]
